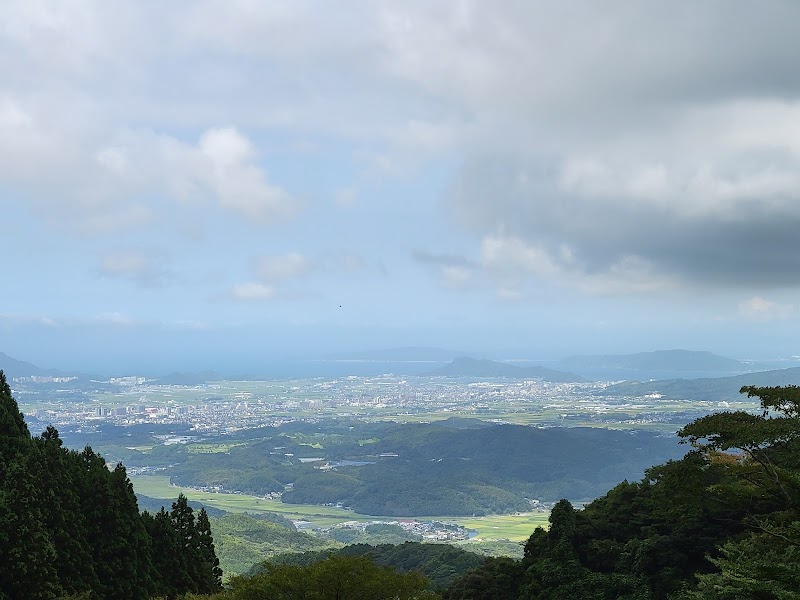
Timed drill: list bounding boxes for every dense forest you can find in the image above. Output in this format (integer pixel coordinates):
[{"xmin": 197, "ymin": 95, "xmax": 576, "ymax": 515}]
[
  {"xmin": 0, "ymin": 370, "xmax": 222, "ymax": 600},
  {"xmin": 182, "ymin": 384, "xmax": 799, "ymax": 599},
  {"xmin": 263, "ymin": 542, "xmax": 486, "ymax": 590},
  {"xmin": 210, "ymin": 512, "xmax": 338, "ymax": 577},
  {"xmin": 441, "ymin": 384, "xmax": 800, "ymax": 598},
  {"xmin": 170, "ymin": 420, "xmax": 683, "ymax": 515}
]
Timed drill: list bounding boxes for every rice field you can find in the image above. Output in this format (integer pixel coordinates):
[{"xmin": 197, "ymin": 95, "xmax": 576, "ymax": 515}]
[{"xmin": 130, "ymin": 474, "xmax": 550, "ymax": 538}]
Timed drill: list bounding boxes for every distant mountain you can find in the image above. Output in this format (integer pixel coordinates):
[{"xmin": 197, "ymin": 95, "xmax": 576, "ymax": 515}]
[
  {"xmin": 601, "ymin": 366, "xmax": 800, "ymax": 401},
  {"xmin": 560, "ymin": 349, "xmax": 749, "ymax": 373},
  {"xmin": 0, "ymin": 351, "xmax": 69, "ymax": 378},
  {"xmin": 428, "ymin": 357, "xmax": 589, "ymax": 383},
  {"xmin": 324, "ymin": 346, "xmax": 481, "ymax": 362}
]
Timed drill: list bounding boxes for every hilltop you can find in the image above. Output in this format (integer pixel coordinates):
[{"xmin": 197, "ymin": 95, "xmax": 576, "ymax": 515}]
[
  {"xmin": 601, "ymin": 366, "xmax": 800, "ymax": 401},
  {"xmin": 0, "ymin": 351, "xmax": 71, "ymax": 378},
  {"xmin": 428, "ymin": 357, "xmax": 588, "ymax": 383}
]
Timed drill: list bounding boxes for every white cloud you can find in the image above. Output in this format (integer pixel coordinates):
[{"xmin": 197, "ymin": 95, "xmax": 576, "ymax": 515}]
[
  {"xmin": 4, "ymin": 0, "xmax": 800, "ymax": 321},
  {"xmin": 738, "ymin": 297, "xmax": 794, "ymax": 321},
  {"xmin": 441, "ymin": 265, "xmax": 473, "ymax": 289},
  {"xmin": 480, "ymin": 236, "xmax": 561, "ymax": 278},
  {"xmin": 555, "ymin": 101, "xmax": 800, "ymax": 218},
  {"xmin": 92, "ymin": 127, "xmax": 297, "ymax": 225},
  {"xmin": 200, "ymin": 128, "xmax": 296, "ymax": 222},
  {"xmin": 255, "ymin": 253, "xmax": 314, "ymax": 281},
  {"xmin": 230, "ymin": 282, "xmax": 275, "ymax": 301},
  {"xmin": 93, "ymin": 312, "xmax": 134, "ymax": 326},
  {"xmin": 476, "ymin": 235, "xmax": 675, "ymax": 296}
]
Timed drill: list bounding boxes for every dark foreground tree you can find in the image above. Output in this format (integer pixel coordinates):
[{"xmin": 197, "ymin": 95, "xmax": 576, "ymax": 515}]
[
  {"xmin": 196, "ymin": 507, "xmax": 224, "ymax": 593},
  {"xmin": 0, "ymin": 370, "xmax": 223, "ymax": 599},
  {"xmin": 224, "ymin": 554, "xmax": 436, "ymax": 600},
  {"xmin": 680, "ymin": 385, "xmax": 800, "ymax": 599}
]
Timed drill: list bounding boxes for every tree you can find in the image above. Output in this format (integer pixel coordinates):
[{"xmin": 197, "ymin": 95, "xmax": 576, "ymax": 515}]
[
  {"xmin": 195, "ymin": 507, "xmax": 223, "ymax": 593},
  {"xmin": 79, "ymin": 450, "xmax": 154, "ymax": 599},
  {"xmin": 171, "ymin": 493, "xmax": 207, "ymax": 593},
  {"xmin": 689, "ymin": 521, "xmax": 800, "ymax": 599},
  {"xmin": 0, "ymin": 370, "xmax": 29, "ymax": 465},
  {"xmin": 143, "ymin": 507, "xmax": 184, "ymax": 599},
  {"xmin": 225, "ymin": 555, "xmax": 436, "ymax": 600},
  {"xmin": 679, "ymin": 385, "xmax": 800, "ymax": 598},
  {"xmin": 35, "ymin": 427, "xmax": 99, "ymax": 596},
  {"xmin": 0, "ymin": 370, "xmax": 221, "ymax": 598},
  {"xmin": 0, "ymin": 447, "xmax": 60, "ymax": 600}
]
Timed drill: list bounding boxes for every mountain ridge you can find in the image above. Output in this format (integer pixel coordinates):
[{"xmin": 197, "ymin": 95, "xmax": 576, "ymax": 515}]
[
  {"xmin": 601, "ymin": 366, "xmax": 800, "ymax": 400},
  {"xmin": 427, "ymin": 357, "xmax": 589, "ymax": 383}
]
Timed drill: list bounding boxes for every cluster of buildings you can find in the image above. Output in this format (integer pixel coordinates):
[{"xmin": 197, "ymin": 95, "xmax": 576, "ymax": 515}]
[
  {"xmin": 324, "ymin": 519, "xmax": 474, "ymax": 541},
  {"xmin": 15, "ymin": 373, "xmax": 703, "ymax": 436}
]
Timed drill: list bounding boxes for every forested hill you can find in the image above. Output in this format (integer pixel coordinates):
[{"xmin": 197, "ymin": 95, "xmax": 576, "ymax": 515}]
[
  {"xmin": 602, "ymin": 366, "xmax": 800, "ymax": 400},
  {"xmin": 169, "ymin": 421, "xmax": 683, "ymax": 516},
  {"xmin": 441, "ymin": 384, "xmax": 800, "ymax": 598},
  {"xmin": 0, "ymin": 370, "xmax": 222, "ymax": 600},
  {"xmin": 428, "ymin": 357, "xmax": 588, "ymax": 383}
]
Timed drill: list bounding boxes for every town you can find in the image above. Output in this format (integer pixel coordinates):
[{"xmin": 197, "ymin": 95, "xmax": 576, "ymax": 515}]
[{"xmin": 11, "ymin": 373, "xmax": 739, "ymax": 439}]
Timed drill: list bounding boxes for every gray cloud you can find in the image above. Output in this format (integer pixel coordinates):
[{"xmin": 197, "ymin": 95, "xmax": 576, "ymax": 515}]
[
  {"xmin": 449, "ymin": 148, "xmax": 800, "ymax": 290},
  {"xmin": 382, "ymin": 2, "xmax": 800, "ymax": 293}
]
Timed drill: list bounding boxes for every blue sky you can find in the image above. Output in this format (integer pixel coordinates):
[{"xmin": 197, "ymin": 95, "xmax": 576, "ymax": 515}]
[{"xmin": 3, "ymin": 1, "xmax": 800, "ymax": 373}]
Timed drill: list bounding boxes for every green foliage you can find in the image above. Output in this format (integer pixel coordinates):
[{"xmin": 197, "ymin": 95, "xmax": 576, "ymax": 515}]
[
  {"xmin": 175, "ymin": 420, "xmax": 682, "ymax": 517},
  {"xmin": 689, "ymin": 521, "xmax": 800, "ymax": 599},
  {"xmin": 266, "ymin": 541, "xmax": 484, "ymax": 590},
  {"xmin": 223, "ymin": 555, "xmax": 437, "ymax": 600},
  {"xmin": 0, "ymin": 370, "xmax": 223, "ymax": 599},
  {"xmin": 442, "ymin": 557, "xmax": 525, "ymax": 600},
  {"xmin": 444, "ymin": 385, "xmax": 800, "ymax": 599},
  {"xmin": 210, "ymin": 512, "xmax": 338, "ymax": 577}
]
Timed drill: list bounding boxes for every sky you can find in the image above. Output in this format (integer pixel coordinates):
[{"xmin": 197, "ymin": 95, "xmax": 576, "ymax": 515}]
[{"xmin": 3, "ymin": 1, "xmax": 800, "ymax": 373}]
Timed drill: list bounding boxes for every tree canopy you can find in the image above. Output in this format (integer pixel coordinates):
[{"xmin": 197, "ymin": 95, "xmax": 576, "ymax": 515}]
[
  {"xmin": 443, "ymin": 384, "xmax": 800, "ymax": 599},
  {"xmin": 0, "ymin": 370, "xmax": 222, "ymax": 599}
]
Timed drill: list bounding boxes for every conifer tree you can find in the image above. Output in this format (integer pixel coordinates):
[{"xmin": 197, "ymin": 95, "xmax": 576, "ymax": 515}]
[
  {"xmin": 36, "ymin": 427, "xmax": 99, "ymax": 596},
  {"xmin": 0, "ymin": 370, "xmax": 28, "ymax": 464},
  {"xmin": 143, "ymin": 507, "xmax": 184, "ymax": 599},
  {"xmin": 171, "ymin": 493, "xmax": 200, "ymax": 592},
  {"xmin": 0, "ymin": 446, "xmax": 60, "ymax": 599},
  {"xmin": 195, "ymin": 507, "xmax": 223, "ymax": 593},
  {"xmin": 80, "ymin": 449, "xmax": 154, "ymax": 599},
  {"xmin": 0, "ymin": 370, "xmax": 60, "ymax": 599}
]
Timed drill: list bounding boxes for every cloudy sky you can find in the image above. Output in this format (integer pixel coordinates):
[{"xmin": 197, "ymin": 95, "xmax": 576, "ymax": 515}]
[{"xmin": 3, "ymin": 1, "xmax": 800, "ymax": 373}]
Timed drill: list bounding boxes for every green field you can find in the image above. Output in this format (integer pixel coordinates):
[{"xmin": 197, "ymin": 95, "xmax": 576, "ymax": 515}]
[
  {"xmin": 186, "ymin": 442, "xmax": 249, "ymax": 454},
  {"xmin": 449, "ymin": 512, "xmax": 550, "ymax": 541},
  {"xmin": 131, "ymin": 475, "xmax": 366, "ymax": 526},
  {"xmin": 130, "ymin": 474, "xmax": 549, "ymax": 539}
]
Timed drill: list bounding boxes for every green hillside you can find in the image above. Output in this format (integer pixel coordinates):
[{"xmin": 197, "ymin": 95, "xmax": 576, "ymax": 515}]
[
  {"xmin": 210, "ymin": 513, "xmax": 339, "ymax": 577},
  {"xmin": 170, "ymin": 420, "xmax": 683, "ymax": 516}
]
